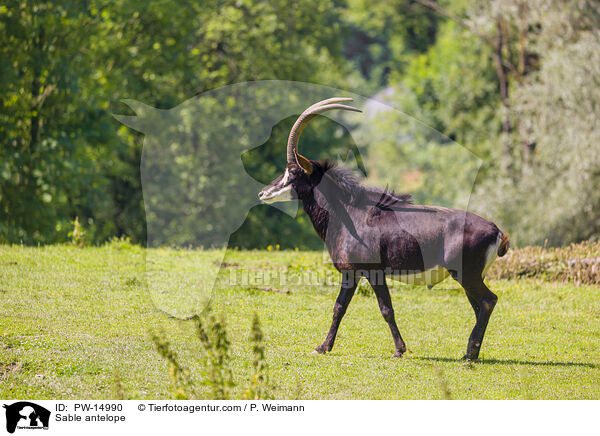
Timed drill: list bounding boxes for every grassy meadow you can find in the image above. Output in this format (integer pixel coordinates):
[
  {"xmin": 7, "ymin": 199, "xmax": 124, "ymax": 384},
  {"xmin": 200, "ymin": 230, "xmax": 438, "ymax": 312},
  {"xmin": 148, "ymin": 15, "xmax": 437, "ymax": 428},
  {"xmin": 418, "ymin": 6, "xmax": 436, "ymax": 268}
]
[{"xmin": 1, "ymin": 242, "xmax": 599, "ymax": 400}]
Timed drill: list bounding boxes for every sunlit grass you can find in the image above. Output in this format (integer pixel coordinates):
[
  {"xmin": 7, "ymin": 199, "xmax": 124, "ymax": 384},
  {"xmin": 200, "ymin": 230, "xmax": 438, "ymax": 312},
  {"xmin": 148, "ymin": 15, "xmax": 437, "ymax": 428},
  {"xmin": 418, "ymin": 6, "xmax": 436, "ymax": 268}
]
[{"xmin": 1, "ymin": 245, "xmax": 599, "ymax": 399}]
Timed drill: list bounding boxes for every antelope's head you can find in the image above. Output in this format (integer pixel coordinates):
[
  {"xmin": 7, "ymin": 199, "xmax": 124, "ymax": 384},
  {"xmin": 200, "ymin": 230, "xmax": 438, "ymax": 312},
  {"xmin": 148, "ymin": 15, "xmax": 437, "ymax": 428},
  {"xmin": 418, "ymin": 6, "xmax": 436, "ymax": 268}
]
[{"xmin": 258, "ymin": 98, "xmax": 361, "ymax": 203}]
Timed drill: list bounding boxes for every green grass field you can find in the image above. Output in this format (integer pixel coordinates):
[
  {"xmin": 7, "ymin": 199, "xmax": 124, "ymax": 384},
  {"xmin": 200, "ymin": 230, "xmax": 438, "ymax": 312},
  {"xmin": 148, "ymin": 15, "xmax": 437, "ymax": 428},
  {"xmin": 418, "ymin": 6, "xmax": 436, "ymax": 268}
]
[{"xmin": 1, "ymin": 243, "xmax": 599, "ymax": 399}]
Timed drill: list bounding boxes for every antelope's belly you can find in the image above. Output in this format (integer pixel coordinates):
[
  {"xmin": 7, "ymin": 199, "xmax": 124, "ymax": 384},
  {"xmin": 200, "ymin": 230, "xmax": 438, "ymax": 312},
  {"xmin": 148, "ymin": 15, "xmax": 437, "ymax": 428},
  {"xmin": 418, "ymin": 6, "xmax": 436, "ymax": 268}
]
[{"xmin": 389, "ymin": 265, "xmax": 450, "ymax": 286}]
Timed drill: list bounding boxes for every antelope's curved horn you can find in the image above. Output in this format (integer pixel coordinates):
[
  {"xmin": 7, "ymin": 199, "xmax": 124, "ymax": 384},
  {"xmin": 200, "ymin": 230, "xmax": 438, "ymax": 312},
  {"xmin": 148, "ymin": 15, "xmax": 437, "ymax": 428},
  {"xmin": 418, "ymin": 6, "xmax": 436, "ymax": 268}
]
[
  {"xmin": 304, "ymin": 97, "xmax": 354, "ymax": 112},
  {"xmin": 286, "ymin": 98, "xmax": 361, "ymax": 173}
]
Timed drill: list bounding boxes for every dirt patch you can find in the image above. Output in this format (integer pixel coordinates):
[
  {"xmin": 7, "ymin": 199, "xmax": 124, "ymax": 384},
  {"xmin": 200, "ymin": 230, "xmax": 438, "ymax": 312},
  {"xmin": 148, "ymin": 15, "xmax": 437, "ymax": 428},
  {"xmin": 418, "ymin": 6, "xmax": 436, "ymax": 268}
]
[
  {"xmin": 214, "ymin": 261, "xmax": 241, "ymax": 268},
  {"xmin": 244, "ymin": 286, "xmax": 291, "ymax": 295},
  {"xmin": 0, "ymin": 362, "xmax": 22, "ymax": 380}
]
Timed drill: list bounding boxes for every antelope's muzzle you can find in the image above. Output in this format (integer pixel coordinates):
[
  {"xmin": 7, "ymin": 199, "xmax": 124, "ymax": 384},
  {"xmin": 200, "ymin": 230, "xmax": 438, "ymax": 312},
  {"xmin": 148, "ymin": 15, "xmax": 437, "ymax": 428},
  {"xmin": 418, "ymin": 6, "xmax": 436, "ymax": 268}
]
[{"xmin": 259, "ymin": 171, "xmax": 296, "ymax": 203}]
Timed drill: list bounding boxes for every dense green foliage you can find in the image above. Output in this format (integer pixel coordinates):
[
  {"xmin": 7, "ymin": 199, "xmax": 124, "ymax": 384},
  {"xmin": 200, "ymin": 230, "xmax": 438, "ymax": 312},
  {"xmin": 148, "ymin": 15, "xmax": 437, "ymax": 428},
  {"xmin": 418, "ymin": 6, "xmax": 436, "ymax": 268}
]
[
  {"xmin": 0, "ymin": 0, "xmax": 349, "ymax": 245},
  {"xmin": 1, "ymin": 245, "xmax": 599, "ymax": 399},
  {"xmin": 1, "ymin": 0, "xmax": 599, "ymax": 246}
]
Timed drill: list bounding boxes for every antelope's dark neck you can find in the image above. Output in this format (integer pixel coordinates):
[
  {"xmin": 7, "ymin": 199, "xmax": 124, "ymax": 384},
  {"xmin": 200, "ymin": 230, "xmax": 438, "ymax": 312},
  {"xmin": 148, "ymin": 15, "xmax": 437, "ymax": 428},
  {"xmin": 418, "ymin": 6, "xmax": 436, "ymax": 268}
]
[{"xmin": 301, "ymin": 192, "xmax": 329, "ymax": 241}]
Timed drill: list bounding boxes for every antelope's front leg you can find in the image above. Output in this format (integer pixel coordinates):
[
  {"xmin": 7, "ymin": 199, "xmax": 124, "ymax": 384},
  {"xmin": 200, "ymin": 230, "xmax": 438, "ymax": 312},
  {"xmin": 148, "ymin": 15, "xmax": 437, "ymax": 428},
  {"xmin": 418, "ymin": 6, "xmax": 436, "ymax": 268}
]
[
  {"xmin": 315, "ymin": 271, "xmax": 359, "ymax": 354},
  {"xmin": 366, "ymin": 272, "xmax": 407, "ymax": 357}
]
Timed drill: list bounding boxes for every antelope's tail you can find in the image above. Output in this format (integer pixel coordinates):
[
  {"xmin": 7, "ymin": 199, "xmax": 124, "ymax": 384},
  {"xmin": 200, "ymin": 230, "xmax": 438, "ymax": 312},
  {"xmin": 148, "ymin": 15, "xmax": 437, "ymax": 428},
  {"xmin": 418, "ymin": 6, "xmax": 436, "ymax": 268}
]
[{"xmin": 497, "ymin": 233, "xmax": 510, "ymax": 257}]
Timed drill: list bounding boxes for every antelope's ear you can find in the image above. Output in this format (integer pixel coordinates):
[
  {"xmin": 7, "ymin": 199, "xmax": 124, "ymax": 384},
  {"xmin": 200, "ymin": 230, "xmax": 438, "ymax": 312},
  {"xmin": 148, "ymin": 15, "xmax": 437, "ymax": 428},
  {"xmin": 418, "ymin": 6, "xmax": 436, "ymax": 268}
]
[
  {"xmin": 295, "ymin": 152, "xmax": 313, "ymax": 175},
  {"xmin": 111, "ymin": 99, "xmax": 156, "ymax": 133}
]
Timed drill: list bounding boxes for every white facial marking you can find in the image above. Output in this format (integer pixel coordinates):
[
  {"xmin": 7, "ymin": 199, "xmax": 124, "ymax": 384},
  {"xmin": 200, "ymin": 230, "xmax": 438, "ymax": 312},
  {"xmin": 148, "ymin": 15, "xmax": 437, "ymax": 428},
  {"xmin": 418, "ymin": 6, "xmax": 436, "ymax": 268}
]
[
  {"xmin": 260, "ymin": 184, "xmax": 294, "ymax": 203},
  {"xmin": 281, "ymin": 168, "xmax": 290, "ymax": 185},
  {"xmin": 259, "ymin": 169, "xmax": 296, "ymax": 203}
]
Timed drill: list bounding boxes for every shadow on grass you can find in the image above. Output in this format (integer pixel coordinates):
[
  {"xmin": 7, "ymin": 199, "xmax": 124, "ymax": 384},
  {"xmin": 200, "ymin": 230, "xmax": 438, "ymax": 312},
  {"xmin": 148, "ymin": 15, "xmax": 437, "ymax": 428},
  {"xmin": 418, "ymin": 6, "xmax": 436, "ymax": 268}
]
[{"xmin": 415, "ymin": 356, "xmax": 599, "ymax": 369}]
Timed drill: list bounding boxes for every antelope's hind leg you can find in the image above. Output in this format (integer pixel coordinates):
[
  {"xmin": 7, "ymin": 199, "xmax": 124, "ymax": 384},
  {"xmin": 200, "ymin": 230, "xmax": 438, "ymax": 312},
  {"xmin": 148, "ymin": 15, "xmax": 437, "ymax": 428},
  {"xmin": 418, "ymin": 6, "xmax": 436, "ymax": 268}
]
[
  {"xmin": 459, "ymin": 276, "xmax": 498, "ymax": 361},
  {"xmin": 366, "ymin": 271, "xmax": 407, "ymax": 358},
  {"xmin": 315, "ymin": 271, "xmax": 359, "ymax": 354}
]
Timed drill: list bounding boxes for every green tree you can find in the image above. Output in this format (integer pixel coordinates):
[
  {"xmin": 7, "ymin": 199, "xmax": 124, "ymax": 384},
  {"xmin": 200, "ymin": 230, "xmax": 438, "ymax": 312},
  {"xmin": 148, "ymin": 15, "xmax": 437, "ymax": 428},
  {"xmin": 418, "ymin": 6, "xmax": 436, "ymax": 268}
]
[
  {"xmin": 471, "ymin": 0, "xmax": 600, "ymax": 245},
  {"xmin": 1, "ymin": 0, "xmax": 350, "ymax": 244}
]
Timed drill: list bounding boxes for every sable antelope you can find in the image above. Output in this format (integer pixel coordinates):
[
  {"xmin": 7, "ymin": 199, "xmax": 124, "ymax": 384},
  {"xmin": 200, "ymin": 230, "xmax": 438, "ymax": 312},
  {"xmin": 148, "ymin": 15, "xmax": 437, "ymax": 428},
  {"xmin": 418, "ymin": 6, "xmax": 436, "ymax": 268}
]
[{"xmin": 258, "ymin": 98, "xmax": 509, "ymax": 360}]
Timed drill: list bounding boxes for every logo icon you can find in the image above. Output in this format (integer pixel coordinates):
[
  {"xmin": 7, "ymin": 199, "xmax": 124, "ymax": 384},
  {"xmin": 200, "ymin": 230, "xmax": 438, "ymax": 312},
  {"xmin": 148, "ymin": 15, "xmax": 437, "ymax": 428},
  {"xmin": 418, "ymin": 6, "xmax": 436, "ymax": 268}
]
[{"xmin": 3, "ymin": 402, "xmax": 50, "ymax": 434}]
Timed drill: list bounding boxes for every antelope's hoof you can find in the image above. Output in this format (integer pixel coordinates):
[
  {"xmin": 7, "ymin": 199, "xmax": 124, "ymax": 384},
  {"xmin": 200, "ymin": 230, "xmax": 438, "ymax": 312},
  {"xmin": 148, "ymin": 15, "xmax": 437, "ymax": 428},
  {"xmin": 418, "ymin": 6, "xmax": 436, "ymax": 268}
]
[
  {"xmin": 313, "ymin": 345, "xmax": 327, "ymax": 355},
  {"xmin": 461, "ymin": 353, "xmax": 479, "ymax": 361},
  {"xmin": 393, "ymin": 350, "xmax": 404, "ymax": 358}
]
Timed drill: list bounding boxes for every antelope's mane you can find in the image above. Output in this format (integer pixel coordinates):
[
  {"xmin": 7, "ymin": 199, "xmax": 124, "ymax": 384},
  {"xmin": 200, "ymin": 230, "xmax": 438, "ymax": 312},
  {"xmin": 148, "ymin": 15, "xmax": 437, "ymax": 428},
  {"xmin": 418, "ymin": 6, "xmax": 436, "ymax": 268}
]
[{"xmin": 314, "ymin": 160, "xmax": 412, "ymax": 209}]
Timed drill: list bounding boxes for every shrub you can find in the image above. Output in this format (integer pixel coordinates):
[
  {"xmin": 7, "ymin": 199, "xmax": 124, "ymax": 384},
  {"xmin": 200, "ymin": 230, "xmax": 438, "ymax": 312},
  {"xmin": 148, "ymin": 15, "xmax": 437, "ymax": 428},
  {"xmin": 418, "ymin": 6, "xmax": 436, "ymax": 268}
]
[
  {"xmin": 487, "ymin": 240, "xmax": 600, "ymax": 285},
  {"xmin": 68, "ymin": 217, "xmax": 86, "ymax": 247},
  {"xmin": 150, "ymin": 307, "xmax": 271, "ymax": 400},
  {"xmin": 244, "ymin": 314, "xmax": 270, "ymax": 400}
]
